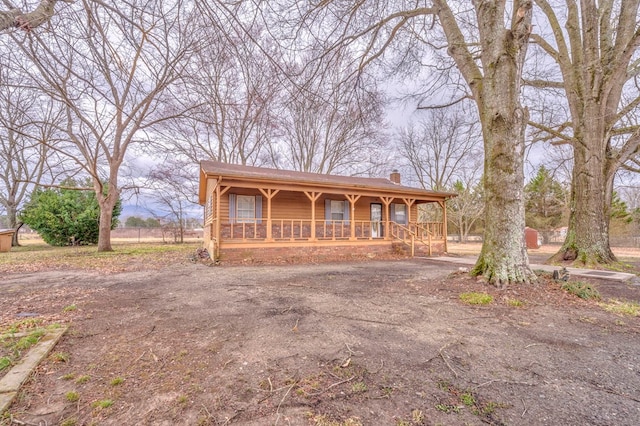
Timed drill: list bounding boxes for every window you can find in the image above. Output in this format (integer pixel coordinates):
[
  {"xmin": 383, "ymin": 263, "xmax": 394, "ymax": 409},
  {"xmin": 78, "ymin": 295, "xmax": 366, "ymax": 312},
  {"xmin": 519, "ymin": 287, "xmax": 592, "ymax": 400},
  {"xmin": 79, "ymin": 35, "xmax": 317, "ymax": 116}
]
[
  {"xmin": 229, "ymin": 194, "xmax": 262, "ymax": 223},
  {"xmin": 324, "ymin": 199, "xmax": 350, "ymax": 224},
  {"xmin": 391, "ymin": 203, "xmax": 407, "ymax": 225},
  {"xmin": 331, "ymin": 200, "xmax": 345, "ymax": 221},
  {"xmin": 236, "ymin": 195, "xmax": 255, "ymax": 222}
]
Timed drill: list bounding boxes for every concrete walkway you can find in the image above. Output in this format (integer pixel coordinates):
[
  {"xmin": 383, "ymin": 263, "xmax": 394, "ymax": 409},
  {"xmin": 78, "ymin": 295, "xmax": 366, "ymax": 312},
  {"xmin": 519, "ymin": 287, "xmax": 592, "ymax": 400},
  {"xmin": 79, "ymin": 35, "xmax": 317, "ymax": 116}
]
[
  {"xmin": 423, "ymin": 256, "xmax": 639, "ymax": 283},
  {"xmin": 0, "ymin": 327, "xmax": 68, "ymax": 413}
]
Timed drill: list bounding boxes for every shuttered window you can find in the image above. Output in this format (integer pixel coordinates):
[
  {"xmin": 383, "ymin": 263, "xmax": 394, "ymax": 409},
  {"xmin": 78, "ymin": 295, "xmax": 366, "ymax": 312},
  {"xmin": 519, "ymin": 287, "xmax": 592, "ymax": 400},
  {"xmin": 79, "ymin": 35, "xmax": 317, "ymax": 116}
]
[
  {"xmin": 229, "ymin": 194, "xmax": 262, "ymax": 224},
  {"xmin": 324, "ymin": 199, "xmax": 350, "ymax": 224}
]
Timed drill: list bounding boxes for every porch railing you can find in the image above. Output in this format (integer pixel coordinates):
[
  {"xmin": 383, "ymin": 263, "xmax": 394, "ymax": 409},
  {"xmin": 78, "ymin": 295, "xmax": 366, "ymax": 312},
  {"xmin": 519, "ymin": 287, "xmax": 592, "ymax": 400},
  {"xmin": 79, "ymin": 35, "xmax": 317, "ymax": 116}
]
[
  {"xmin": 216, "ymin": 218, "xmax": 443, "ymax": 245},
  {"xmin": 389, "ymin": 222, "xmax": 436, "ymax": 256},
  {"xmin": 222, "ymin": 219, "xmax": 385, "ymax": 241}
]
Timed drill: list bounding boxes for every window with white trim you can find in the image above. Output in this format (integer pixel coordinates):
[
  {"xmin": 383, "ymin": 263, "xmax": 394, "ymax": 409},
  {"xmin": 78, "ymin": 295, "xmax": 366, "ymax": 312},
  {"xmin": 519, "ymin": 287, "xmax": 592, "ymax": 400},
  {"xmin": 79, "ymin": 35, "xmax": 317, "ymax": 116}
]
[
  {"xmin": 324, "ymin": 199, "xmax": 350, "ymax": 224},
  {"xmin": 331, "ymin": 200, "xmax": 345, "ymax": 221},
  {"xmin": 229, "ymin": 194, "xmax": 262, "ymax": 223},
  {"xmin": 236, "ymin": 195, "xmax": 256, "ymax": 222}
]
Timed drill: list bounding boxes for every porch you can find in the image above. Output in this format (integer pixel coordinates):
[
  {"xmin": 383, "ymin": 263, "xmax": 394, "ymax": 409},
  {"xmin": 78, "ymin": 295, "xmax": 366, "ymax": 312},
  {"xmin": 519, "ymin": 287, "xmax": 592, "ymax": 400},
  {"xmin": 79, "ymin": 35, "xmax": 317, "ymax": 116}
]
[
  {"xmin": 211, "ymin": 218, "xmax": 446, "ymax": 256},
  {"xmin": 199, "ymin": 160, "xmax": 456, "ymax": 261}
]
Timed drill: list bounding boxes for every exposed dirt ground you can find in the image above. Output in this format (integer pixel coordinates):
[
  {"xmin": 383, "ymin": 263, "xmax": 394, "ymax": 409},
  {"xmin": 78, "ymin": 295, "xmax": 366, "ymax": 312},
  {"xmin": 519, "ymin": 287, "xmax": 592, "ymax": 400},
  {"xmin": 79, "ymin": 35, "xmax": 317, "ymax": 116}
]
[{"xmin": 1, "ymin": 248, "xmax": 640, "ymax": 426}]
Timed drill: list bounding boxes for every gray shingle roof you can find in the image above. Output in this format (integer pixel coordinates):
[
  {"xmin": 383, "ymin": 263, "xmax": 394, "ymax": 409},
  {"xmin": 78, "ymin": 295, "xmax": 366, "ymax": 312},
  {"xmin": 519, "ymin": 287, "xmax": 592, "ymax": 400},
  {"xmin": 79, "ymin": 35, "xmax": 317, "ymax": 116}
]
[{"xmin": 200, "ymin": 160, "xmax": 456, "ymax": 199}]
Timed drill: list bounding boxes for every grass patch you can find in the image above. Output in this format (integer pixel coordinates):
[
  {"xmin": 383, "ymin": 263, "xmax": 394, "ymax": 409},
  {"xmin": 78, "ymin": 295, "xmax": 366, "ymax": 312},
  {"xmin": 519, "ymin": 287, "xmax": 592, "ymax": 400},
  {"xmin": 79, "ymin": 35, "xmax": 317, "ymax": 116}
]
[
  {"xmin": 63, "ymin": 304, "xmax": 77, "ymax": 312},
  {"xmin": 0, "ymin": 356, "xmax": 11, "ymax": 372},
  {"xmin": 599, "ymin": 299, "xmax": 639, "ymax": 316},
  {"xmin": 308, "ymin": 413, "xmax": 363, "ymax": 426},
  {"xmin": 60, "ymin": 418, "xmax": 77, "ymax": 426},
  {"xmin": 75, "ymin": 375, "xmax": 90, "ymax": 384},
  {"xmin": 435, "ymin": 403, "xmax": 460, "ymax": 413},
  {"xmin": 0, "ymin": 242, "xmax": 199, "ymax": 274},
  {"xmin": 65, "ymin": 391, "xmax": 80, "ymax": 402},
  {"xmin": 110, "ymin": 377, "xmax": 124, "ymax": 386},
  {"xmin": 1, "ymin": 329, "xmax": 47, "ymax": 372},
  {"xmin": 460, "ymin": 392, "xmax": 476, "ymax": 406},
  {"xmin": 92, "ymin": 399, "xmax": 114, "ymax": 409},
  {"xmin": 561, "ymin": 281, "xmax": 601, "ymax": 300},
  {"xmin": 15, "ymin": 330, "xmax": 45, "ymax": 350},
  {"xmin": 1, "ymin": 318, "xmax": 44, "ymax": 336},
  {"xmin": 52, "ymin": 352, "xmax": 70, "ymax": 362},
  {"xmin": 351, "ymin": 382, "xmax": 367, "ymax": 393},
  {"xmin": 507, "ymin": 298, "xmax": 524, "ymax": 307},
  {"xmin": 459, "ymin": 292, "xmax": 493, "ymax": 305}
]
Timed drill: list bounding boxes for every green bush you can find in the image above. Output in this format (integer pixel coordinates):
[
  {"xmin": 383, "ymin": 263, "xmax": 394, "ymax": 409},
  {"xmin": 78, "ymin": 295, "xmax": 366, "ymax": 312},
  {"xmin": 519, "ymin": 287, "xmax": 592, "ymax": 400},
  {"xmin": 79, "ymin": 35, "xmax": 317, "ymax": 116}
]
[{"xmin": 19, "ymin": 178, "xmax": 121, "ymax": 246}]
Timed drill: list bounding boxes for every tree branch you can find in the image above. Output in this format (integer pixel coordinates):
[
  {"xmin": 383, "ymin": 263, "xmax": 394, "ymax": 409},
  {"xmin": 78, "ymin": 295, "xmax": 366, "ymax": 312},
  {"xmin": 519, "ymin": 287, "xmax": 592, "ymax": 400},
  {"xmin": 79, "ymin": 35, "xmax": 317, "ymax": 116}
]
[
  {"xmin": 417, "ymin": 94, "xmax": 472, "ymax": 110},
  {"xmin": 0, "ymin": 0, "xmax": 72, "ymax": 32},
  {"xmin": 523, "ymin": 79, "xmax": 564, "ymax": 89},
  {"xmin": 527, "ymin": 120, "xmax": 573, "ymax": 145}
]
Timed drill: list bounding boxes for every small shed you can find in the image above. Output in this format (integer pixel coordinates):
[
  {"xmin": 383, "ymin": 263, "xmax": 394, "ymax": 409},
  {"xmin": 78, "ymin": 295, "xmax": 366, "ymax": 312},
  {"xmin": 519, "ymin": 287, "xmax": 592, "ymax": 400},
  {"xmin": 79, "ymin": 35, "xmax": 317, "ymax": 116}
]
[
  {"xmin": 0, "ymin": 229, "xmax": 16, "ymax": 253},
  {"xmin": 525, "ymin": 227, "xmax": 541, "ymax": 249}
]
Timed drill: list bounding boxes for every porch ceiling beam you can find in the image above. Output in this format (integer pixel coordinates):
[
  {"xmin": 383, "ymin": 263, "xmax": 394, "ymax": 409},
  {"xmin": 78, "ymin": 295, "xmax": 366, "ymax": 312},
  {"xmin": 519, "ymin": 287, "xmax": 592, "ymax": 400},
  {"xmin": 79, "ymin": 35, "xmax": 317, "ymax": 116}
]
[
  {"xmin": 403, "ymin": 198, "xmax": 416, "ymax": 224},
  {"xmin": 215, "ymin": 179, "xmax": 448, "ymax": 202},
  {"xmin": 258, "ymin": 188, "xmax": 280, "ymax": 199},
  {"xmin": 303, "ymin": 191, "xmax": 322, "ymax": 202}
]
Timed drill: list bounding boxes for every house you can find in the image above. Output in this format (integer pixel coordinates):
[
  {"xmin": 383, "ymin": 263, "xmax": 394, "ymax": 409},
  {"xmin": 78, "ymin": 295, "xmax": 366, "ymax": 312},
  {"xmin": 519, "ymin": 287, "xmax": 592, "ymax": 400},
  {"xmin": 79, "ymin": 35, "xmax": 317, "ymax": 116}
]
[{"xmin": 198, "ymin": 160, "xmax": 456, "ymax": 262}]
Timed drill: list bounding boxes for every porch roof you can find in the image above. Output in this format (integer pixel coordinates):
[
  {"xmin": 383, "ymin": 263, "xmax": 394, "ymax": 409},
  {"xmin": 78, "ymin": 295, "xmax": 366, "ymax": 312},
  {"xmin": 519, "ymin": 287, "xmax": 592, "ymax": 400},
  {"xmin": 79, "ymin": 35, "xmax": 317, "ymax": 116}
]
[{"xmin": 199, "ymin": 160, "xmax": 456, "ymax": 204}]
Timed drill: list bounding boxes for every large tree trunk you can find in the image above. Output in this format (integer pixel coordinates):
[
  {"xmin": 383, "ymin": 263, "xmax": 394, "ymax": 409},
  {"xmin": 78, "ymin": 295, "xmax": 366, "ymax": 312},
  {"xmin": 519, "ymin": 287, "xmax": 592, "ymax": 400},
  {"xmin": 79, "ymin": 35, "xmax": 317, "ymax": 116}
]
[
  {"xmin": 96, "ymin": 179, "xmax": 119, "ymax": 252},
  {"xmin": 552, "ymin": 140, "xmax": 616, "ymax": 265},
  {"xmin": 453, "ymin": 0, "xmax": 536, "ymax": 286},
  {"xmin": 97, "ymin": 205, "xmax": 114, "ymax": 252},
  {"xmin": 472, "ymin": 103, "xmax": 534, "ymax": 286}
]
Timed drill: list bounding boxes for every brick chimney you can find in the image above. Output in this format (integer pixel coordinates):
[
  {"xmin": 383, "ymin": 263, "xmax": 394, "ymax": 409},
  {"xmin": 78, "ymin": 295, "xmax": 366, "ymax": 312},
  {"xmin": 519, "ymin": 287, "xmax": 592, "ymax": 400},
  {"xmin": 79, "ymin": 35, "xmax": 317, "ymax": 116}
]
[{"xmin": 390, "ymin": 169, "xmax": 401, "ymax": 184}]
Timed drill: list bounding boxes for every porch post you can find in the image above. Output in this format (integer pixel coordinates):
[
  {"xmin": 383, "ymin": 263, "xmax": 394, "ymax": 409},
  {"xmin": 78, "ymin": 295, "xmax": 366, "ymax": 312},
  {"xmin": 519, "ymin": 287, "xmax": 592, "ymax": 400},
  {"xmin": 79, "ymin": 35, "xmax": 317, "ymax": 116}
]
[
  {"xmin": 214, "ymin": 179, "xmax": 221, "ymax": 258},
  {"xmin": 402, "ymin": 198, "xmax": 416, "ymax": 225},
  {"xmin": 304, "ymin": 191, "xmax": 322, "ymax": 241},
  {"xmin": 259, "ymin": 188, "xmax": 280, "ymax": 242},
  {"xmin": 346, "ymin": 194, "xmax": 361, "ymax": 241},
  {"xmin": 380, "ymin": 197, "xmax": 393, "ymax": 240},
  {"xmin": 439, "ymin": 200, "xmax": 448, "ymax": 253},
  {"xmin": 216, "ymin": 183, "xmax": 231, "ymax": 259}
]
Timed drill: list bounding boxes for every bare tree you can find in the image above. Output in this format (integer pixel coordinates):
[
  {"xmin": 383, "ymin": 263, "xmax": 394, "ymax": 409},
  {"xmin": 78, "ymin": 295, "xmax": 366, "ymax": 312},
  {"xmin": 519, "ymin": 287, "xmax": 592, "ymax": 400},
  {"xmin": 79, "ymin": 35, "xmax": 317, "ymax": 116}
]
[
  {"xmin": 288, "ymin": 1, "xmax": 535, "ymax": 285},
  {"xmin": 157, "ymin": 4, "xmax": 281, "ymax": 168},
  {"xmin": 272, "ymin": 47, "xmax": 388, "ymax": 175},
  {"xmin": 13, "ymin": 0, "xmax": 194, "ymax": 251},
  {"xmin": 448, "ymin": 179, "xmax": 485, "ymax": 243},
  {"xmin": 0, "ymin": 50, "xmax": 67, "ymax": 245},
  {"xmin": 145, "ymin": 159, "xmax": 199, "ymax": 244},
  {"xmin": 399, "ymin": 105, "xmax": 483, "ymax": 191},
  {"xmin": 528, "ymin": 1, "xmax": 640, "ymax": 265}
]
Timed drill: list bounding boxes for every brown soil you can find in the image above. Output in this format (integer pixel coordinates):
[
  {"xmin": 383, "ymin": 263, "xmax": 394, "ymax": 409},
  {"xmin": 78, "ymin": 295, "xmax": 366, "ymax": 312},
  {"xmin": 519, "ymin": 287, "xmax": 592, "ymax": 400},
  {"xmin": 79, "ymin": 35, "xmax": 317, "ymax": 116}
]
[{"xmin": 1, "ymin": 254, "xmax": 639, "ymax": 426}]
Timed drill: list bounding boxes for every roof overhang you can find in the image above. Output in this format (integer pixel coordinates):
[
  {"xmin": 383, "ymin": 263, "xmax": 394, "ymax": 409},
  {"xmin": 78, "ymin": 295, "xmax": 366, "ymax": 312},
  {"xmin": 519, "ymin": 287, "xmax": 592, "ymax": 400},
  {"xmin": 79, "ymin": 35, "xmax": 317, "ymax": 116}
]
[{"xmin": 198, "ymin": 160, "xmax": 457, "ymax": 205}]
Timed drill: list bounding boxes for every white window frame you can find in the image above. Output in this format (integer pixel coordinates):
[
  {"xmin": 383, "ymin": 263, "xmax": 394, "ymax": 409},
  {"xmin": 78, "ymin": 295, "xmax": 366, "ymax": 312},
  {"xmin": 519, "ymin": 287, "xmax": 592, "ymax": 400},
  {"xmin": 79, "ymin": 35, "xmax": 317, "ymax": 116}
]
[
  {"xmin": 331, "ymin": 200, "xmax": 345, "ymax": 222},
  {"xmin": 236, "ymin": 195, "xmax": 256, "ymax": 223}
]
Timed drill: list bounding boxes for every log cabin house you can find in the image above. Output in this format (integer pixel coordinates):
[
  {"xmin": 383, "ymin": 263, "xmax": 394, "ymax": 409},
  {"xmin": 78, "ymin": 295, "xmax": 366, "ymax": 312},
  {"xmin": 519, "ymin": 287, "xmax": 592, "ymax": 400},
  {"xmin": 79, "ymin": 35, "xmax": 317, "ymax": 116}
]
[{"xmin": 198, "ymin": 160, "xmax": 456, "ymax": 262}]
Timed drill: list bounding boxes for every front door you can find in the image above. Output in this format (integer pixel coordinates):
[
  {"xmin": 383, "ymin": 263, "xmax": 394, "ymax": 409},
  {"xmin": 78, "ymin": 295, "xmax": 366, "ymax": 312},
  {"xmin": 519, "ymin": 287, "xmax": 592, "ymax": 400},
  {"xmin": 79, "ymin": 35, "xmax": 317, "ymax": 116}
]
[{"xmin": 370, "ymin": 203, "xmax": 382, "ymax": 238}]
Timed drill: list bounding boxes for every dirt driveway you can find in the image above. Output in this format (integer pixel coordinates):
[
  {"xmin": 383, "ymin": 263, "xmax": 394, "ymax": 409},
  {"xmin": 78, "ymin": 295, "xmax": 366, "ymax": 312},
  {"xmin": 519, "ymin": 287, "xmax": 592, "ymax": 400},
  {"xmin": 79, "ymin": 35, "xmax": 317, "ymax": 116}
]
[{"xmin": 1, "ymin": 257, "xmax": 639, "ymax": 425}]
